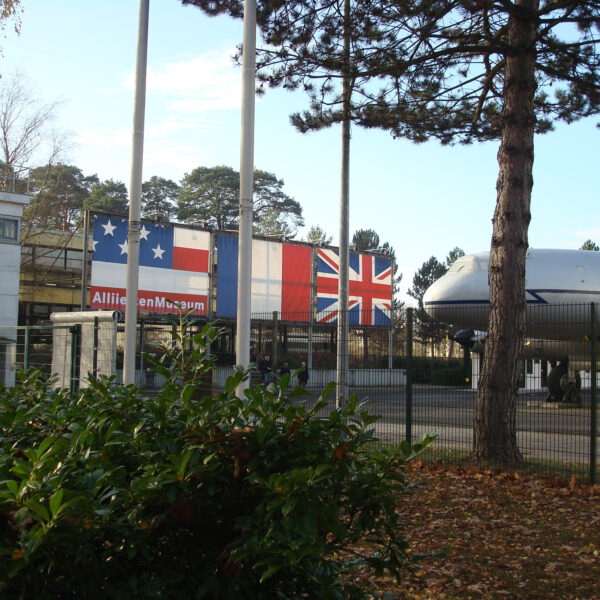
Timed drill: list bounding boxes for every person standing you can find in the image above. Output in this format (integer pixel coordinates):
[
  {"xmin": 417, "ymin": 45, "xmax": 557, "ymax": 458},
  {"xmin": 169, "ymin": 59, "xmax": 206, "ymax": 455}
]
[
  {"xmin": 279, "ymin": 361, "xmax": 291, "ymax": 378},
  {"xmin": 259, "ymin": 355, "xmax": 272, "ymax": 384},
  {"xmin": 298, "ymin": 361, "xmax": 309, "ymax": 389}
]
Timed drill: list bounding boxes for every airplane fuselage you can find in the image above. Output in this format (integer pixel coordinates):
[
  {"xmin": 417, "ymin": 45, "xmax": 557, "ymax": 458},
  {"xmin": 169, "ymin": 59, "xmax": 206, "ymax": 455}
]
[{"xmin": 423, "ymin": 249, "xmax": 600, "ymax": 340}]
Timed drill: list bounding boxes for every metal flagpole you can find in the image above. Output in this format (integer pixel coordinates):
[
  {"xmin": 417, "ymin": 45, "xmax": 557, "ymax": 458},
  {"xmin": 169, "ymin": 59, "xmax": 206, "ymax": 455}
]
[
  {"xmin": 123, "ymin": 0, "xmax": 149, "ymax": 385},
  {"xmin": 235, "ymin": 0, "xmax": 256, "ymax": 395},
  {"xmin": 336, "ymin": 0, "xmax": 351, "ymax": 408},
  {"xmin": 80, "ymin": 209, "xmax": 89, "ymax": 310}
]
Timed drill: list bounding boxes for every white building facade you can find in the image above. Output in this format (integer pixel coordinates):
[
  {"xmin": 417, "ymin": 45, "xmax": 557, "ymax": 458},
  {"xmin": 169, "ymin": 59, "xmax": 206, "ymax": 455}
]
[{"xmin": 0, "ymin": 187, "xmax": 29, "ymax": 385}]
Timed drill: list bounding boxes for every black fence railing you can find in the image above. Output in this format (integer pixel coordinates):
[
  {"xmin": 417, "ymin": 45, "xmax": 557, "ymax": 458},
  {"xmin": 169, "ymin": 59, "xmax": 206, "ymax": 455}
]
[{"xmin": 2, "ymin": 303, "xmax": 598, "ymax": 482}]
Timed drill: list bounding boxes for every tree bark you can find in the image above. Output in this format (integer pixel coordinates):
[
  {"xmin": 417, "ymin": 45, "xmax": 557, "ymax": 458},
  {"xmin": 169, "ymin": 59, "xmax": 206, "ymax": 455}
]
[{"xmin": 474, "ymin": 0, "xmax": 538, "ymax": 464}]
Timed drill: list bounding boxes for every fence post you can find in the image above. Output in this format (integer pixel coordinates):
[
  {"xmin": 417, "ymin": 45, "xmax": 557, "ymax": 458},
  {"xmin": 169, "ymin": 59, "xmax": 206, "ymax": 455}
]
[
  {"xmin": 139, "ymin": 319, "xmax": 145, "ymax": 374},
  {"xmin": 272, "ymin": 311, "xmax": 279, "ymax": 376},
  {"xmin": 590, "ymin": 303, "xmax": 597, "ymax": 485},
  {"xmin": 93, "ymin": 317, "xmax": 99, "ymax": 380},
  {"xmin": 308, "ymin": 323, "xmax": 313, "ymax": 370},
  {"xmin": 24, "ymin": 325, "xmax": 30, "ymax": 371},
  {"xmin": 70, "ymin": 324, "xmax": 80, "ymax": 395},
  {"xmin": 406, "ymin": 307, "xmax": 413, "ymax": 445},
  {"xmin": 388, "ymin": 326, "xmax": 393, "ymax": 370}
]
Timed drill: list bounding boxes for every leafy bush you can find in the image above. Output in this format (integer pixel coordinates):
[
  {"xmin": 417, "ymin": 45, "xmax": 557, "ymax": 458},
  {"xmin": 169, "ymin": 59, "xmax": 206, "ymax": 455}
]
[
  {"xmin": 1, "ymin": 316, "xmax": 434, "ymax": 599},
  {"xmin": 394, "ymin": 356, "xmax": 468, "ymax": 386}
]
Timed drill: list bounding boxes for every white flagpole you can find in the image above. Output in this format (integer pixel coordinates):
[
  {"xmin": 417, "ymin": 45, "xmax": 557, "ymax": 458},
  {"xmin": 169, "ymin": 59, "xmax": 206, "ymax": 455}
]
[
  {"xmin": 336, "ymin": 0, "xmax": 351, "ymax": 407},
  {"xmin": 235, "ymin": 0, "xmax": 256, "ymax": 395},
  {"xmin": 123, "ymin": 0, "xmax": 149, "ymax": 385}
]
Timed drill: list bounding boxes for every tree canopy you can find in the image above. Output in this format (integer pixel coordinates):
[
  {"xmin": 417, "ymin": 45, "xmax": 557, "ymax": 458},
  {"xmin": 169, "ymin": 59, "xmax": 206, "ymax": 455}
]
[
  {"xmin": 85, "ymin": 179, "xmax": 129, "ymax": 215},
  {"xmin": 446, "ymin": 247, "xmax": 465, "ymax": 268},
  {"xmin": 580, "ymin": 239, "xmax": 599, "ymax": 251},
  {"xmin": 408, "ymin": 256, "xmax": 449, "ymax": 307},
  {"xmin": 304, "ymin": 224, "xmax": 332, "ymax": 245},
  {"xmin": 357, "ymin": 1, "xmax": 600, "ymax": 144},
  {"xmin": 182, "ymin": 1, "xmax": 599, "ymax": 140},
  {"xmin": 181, "ymin": 0, "xmax": 401, "ymax": 135},
  {"xmin": 178, "ymin": 165, "xmax": 239, "ymax": 229},
  {"xmin": 21, "ymin": 156, "xmax": 305, "ymax": 242},
  {"xmin": 253, "ymin": 206, "xmax": 296, "ymax": 238},
  {"xmin": 141, "ymin": 176, "xmax": 179, "ymax": 222},
  {"xmin": 352, "ymin": 229, "xmax": 380, "ymax": 252},
  {"xmin": 253, "ymin": 169, "xmax": 303, "ymax": 234},
  {"xmin": 24, "ymin": 163, "xmax": 98, "ymax": 232},
  {"xmin": 178, "ymin": 165, "xmax": 303, "ymax": 234}
]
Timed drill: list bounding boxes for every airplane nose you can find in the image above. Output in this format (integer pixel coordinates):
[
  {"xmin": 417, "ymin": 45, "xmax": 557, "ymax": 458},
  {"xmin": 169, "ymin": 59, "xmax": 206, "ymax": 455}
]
[
  {"xmin": 421, "ymin": 269, "xmax": 490, "ymax": 330},
  {"xmin": 422, "ymin": 276, "xmax": 450, "ymax": 320},
  {"xmin": 422, "ymin": 278, "xmax": 442, "ymax": 306}
]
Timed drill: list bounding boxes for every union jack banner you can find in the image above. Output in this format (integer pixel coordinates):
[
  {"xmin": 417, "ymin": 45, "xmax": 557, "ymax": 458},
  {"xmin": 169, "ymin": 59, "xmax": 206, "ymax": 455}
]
[{"xmin": 316, "ymin": 249, "xmax": 392, "ymax": 326}]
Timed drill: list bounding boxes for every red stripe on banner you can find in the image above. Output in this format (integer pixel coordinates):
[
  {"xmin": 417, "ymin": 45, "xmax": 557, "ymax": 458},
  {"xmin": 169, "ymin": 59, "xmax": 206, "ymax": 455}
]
[
  {"xmin": 281, "ymin": 244, "xmax": 311, "ymax": 321},
  {"xmin": 172, "ymin": 247, "xmax": 209, "ymax": 273},
  {"xmin": 317, "ymin": 273, "xmax": 391, "ymax": 298},
  {"xmin": 317, "ymin": 276, "xmax": 339, "ymax": 295},
  {"xmin": 90, "ymin": 286, "xmax": 208, "ymax": 315},
  {"xmin": 376, "ymin": 266, "xmax": 391, "ymax": 281},
  {"xmin": 360, "ymin": 256, "xmax": 373, "ymax": 324}
]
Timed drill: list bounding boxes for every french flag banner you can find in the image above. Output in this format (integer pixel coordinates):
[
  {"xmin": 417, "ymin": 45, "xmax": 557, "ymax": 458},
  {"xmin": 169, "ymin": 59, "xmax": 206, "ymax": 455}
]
[
  {"xmin": 90, "ymin": 215, "xmax": 210, "ymax": 315},
  {"xmin": 316, "ymin": 248, "xmax": 392, "ymax": 326},
  {"xmin": 216, "ymin": 233, "xmax": 312, "ymax": 321}
]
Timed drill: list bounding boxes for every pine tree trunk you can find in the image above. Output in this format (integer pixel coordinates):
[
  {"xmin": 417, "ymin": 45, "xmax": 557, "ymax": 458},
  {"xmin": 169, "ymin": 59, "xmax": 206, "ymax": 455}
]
[{"xmin": 473, "ymin": 0, "xmax": 538, "ymax": 464}]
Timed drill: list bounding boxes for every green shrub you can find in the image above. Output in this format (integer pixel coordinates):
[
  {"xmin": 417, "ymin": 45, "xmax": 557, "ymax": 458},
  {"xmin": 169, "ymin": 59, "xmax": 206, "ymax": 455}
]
[
  {"xmin": 393, "ymin": 356, "xmax": 469, "ymax": 386},
  {"xmin": 0, "ymin": 316, "xmax": 434, "ymax": 599}
]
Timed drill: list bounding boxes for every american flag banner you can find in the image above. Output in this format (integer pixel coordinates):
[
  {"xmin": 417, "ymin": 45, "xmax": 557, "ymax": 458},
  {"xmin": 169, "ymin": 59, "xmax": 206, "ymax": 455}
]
[
  {"xmin": 316, "ymin": 248, "xmax": 392, "ymax": 326},
  {"xmin": 90, "ymin": 215, "xmax": 210, "ymax": 315}
]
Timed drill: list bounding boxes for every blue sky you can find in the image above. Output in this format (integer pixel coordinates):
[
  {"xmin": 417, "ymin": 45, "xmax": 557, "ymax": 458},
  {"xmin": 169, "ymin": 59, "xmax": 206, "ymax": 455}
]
[{"xmin": 2, "ymin": 0, "xmax": 599, "ymax": 304}]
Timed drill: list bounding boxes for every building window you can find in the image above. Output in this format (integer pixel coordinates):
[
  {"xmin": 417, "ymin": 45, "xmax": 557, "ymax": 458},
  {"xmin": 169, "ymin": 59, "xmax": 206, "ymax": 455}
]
[
  {"xmin": 66, "ymin": 248, "xmax": 84, "ymax": 270},
  {"xmin": 35, "ymin": 247, "xmax": 65, "ymax": 267},
  {"xmin": 0, "ymin": 217, "xmax": 18, "ymax": 242}
]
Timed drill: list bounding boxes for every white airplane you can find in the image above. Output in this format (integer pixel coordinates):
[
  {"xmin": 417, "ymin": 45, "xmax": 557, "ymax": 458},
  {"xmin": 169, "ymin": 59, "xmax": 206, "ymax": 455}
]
[
  {"xmin": 423, "ymin": 248, "xmax": 600, "ymax": 395},
  {"xmin": 423, "ymin": 248, "xmax": 600, "ymax": 341}
]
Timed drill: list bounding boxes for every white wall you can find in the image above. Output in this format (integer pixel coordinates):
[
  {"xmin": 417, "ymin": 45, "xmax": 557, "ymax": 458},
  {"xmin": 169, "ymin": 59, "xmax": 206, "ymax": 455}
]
[
  {"xmin": 0, "ymin": 192, "xmax": 29, "ymax": 386},
  {"xmin": 211, "ymin": 367, "xmax": 406, "ymax": 389},
  {"xmin": 470, "ymin": 353, "xmax": 544, "ymax": 391},
  {"xmin": 470, "ymin": 352, "xmax": 600, "ymax": 391}
]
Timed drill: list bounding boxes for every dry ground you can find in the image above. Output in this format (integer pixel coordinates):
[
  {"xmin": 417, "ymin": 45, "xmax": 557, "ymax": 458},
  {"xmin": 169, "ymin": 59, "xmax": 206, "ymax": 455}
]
[{"xmin": 373, "ymin": 463, "xmax": 600, "ymax": 600}]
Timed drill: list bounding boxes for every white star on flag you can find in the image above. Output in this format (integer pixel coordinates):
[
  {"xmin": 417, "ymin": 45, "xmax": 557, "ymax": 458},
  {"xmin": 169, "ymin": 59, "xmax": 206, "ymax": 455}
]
[
  {"xmin": 140, "ymin": 225, "xmax": 150, "ymax": 241},
  {"xmin": 119, "ymin": 240, "xmax": 128, "ymax": 255},
  {"xmin": 92, "ymin": 239, "xmax": 98, "ymax": 251},
  {"xmin": 102, "ymin": 219, "xmax": 117, "ymax": 237},
  {"xmin": 152, "ymin": 244, "xmax": 165, "ymax": 260}
]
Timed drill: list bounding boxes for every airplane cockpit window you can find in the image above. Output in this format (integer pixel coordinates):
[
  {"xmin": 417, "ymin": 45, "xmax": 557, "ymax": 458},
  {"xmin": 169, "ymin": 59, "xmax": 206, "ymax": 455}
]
[{"xmin": 448, "ymin": 256, "xmax": 487, "ymax": 272}]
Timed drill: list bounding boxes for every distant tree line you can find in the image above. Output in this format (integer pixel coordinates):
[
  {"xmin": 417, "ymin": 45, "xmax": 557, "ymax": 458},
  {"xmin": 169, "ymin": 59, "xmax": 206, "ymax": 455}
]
[{"xmin": 22, "ymin": 162, "xmax": 306, "ymax": 238}]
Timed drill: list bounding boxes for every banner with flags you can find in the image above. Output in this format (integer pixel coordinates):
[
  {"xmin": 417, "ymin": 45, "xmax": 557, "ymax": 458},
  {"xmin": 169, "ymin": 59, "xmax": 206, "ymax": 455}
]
[
  {"xmin": 216, "ymin": 234, "xmax": 312, "ymax": 321},
  {"xmin": 90, "ymin": 215, "xmax": 210, "ymax": 315},
  {"xmin": 88, "ymin": 215, "xmax": 394, "ymax": 326},
  {"xmin": 316, "ymin": 248, "xmax": 392, "ymax": 325}
]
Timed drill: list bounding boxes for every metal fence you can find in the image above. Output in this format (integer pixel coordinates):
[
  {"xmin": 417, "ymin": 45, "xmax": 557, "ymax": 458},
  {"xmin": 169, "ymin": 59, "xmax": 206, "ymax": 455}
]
[{"xmin": 2, "ymin": 303, "xmax": 598, "ymax": 483}]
